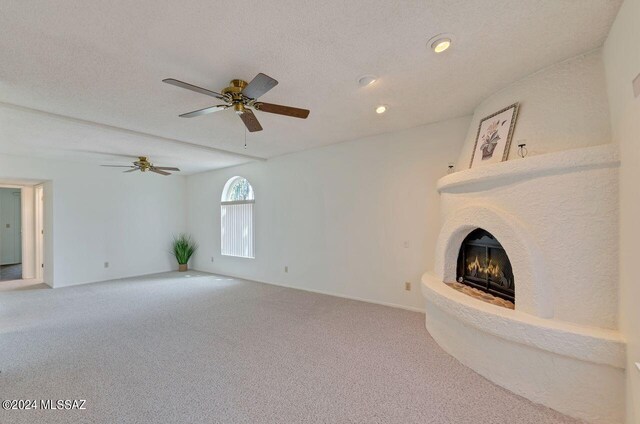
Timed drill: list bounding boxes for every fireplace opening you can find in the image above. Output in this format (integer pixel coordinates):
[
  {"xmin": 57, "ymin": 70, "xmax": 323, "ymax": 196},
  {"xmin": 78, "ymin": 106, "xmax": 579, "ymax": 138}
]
[{"xmin": 456, "ymin": 228, "xmax": 515, "ymax": 303}]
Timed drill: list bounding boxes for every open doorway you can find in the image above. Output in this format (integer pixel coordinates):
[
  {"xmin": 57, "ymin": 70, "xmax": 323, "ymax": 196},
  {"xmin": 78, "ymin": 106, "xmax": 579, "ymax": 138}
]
[
  {"xmin": 0, "ymin": 183, "xmax": 45, "ymax": 286},
  {"xmin": 0, "ymin": 188, "xmax": 22, "ymax": 281}
]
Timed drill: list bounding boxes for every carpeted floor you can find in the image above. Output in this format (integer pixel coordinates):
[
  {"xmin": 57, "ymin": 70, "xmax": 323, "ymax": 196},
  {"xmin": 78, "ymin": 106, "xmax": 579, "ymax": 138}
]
[{"xmin": 0, "ymin": 272, "xmax": 580, "ymax": 423}]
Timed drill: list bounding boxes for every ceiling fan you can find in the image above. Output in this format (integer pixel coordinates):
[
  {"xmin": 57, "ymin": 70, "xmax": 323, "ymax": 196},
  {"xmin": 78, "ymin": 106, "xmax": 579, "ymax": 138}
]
[
  {"xmin": 101, "ymin": 156, "xmax": 180, "ymax": 176},
  {"xmin": 162, "ymin": 73, "xmax": 310, "ymax": 132}
]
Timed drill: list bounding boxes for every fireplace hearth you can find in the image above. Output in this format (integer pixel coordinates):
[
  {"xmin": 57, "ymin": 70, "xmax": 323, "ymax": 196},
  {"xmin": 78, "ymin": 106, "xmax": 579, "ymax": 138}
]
[{"xmin": 456, "ymin": 228, "xmax": 514, "ymax": 302}]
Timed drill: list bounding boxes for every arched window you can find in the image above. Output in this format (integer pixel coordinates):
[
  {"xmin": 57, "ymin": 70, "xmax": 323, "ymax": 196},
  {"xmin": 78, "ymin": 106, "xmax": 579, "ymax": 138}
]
[{"xmin": 220, "ymin": 176, "xmax": 255, "ymax": 258}]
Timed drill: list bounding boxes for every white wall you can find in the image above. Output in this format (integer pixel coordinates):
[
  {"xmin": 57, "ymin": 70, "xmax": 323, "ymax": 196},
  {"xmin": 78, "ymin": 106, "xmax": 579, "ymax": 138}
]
[
  {"xmin": 187, "ymin": 117, "xmax": 470, "ymax": 311},
  {"xmin": 0, "ymin": 154, "xmax": 187, "ymax": 287},
  {"xmin": 603, "ymin": 0, "xmax": 640, "ymax": 421},
  {"xmin": 455, "ymin": 49, "xmax": 612, "ymax": 170}
]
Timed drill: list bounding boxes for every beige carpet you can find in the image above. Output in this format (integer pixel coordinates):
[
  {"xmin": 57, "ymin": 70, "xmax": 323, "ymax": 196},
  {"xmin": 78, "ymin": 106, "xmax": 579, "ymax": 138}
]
[{"xmin": 0, "ymin": 272, "xmax": 580, "ymax": 423}]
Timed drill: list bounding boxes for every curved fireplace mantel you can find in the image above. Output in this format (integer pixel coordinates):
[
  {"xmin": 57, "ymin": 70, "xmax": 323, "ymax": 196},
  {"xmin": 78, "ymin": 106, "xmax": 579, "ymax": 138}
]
[{"xmin": 437, "ymin": 144, "xmax": 619, "ymax": 194}]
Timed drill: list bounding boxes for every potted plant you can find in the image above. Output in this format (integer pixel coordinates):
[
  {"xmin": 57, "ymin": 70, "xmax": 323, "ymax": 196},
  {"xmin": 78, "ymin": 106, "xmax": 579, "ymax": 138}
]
[{"xmin": 172, "ymin": 234, "xmax": 198, "ymax": 272}]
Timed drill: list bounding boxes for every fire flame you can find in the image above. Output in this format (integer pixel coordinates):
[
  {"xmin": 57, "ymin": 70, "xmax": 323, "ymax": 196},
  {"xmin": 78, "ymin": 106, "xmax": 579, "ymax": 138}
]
[{"xmin": 467, "ymin": 256, "xmax": 501, "ymax": 278}]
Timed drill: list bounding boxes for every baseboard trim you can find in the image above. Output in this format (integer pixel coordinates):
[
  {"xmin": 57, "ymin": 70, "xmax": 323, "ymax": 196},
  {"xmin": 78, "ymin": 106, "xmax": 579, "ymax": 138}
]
[
  {"xmin": 193, "ymin": 269, "xmax": 426, "ymax": 314},
  {"xmin": 51, "ymin": 268, "xmax": 176, "ymax": 289}
]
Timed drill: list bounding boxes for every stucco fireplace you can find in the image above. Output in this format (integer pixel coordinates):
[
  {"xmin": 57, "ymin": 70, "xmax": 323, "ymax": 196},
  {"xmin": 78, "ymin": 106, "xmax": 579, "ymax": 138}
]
[{"xmin": 421, "ymin": 145, "xmax": 625, "ymax": 424}]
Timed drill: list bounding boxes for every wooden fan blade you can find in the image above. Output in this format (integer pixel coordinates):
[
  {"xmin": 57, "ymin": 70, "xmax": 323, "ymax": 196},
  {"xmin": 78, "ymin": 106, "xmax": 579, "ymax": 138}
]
[
  {"xmin": 150, "ymin": 168, "xmax": 171, "ymax": 176},
  {"xmin": 101, "ymin": 165, "xmax": 135, "ymax": 168},
  {"xmin": 123, "ymin": 168, "xmax": 139, "ymax": 173},
  {"xmin": 162, "ymin": 78, "xmax": 226, "ymax": 100},
  {"xmin": 179, "ymin": 105, "xmax": 229, "ymax": 118},
  {"xmin": 255, "ymin": 102, "xmax": 309, "ymax": 119},
  {"xmin": 239, "ymin": 109, "xmax": 263, "ymax": 132},
  {"xmin": 242, "ymin": 73, "xmax": 278, "ymax": 99},
  {"xmin": 154, "ymin": 167, "xmax": 180, "ymax": 171}
]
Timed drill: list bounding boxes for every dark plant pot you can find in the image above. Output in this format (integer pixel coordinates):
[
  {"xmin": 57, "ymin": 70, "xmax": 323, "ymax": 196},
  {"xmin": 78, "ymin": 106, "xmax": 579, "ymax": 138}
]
[{"xmin": 178, "ymin": 264, "xmax": 188, "ymax": 272}]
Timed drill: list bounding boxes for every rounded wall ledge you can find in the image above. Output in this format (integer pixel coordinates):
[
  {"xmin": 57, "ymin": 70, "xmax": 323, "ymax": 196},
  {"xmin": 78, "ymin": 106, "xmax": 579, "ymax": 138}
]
[
  {"xmin": 439, "ymin": 144, "xmax": 619, "ymax": 193},
  {"xmin": 421, "ymin": 272, "xmax": 626, "ymax": 369}
]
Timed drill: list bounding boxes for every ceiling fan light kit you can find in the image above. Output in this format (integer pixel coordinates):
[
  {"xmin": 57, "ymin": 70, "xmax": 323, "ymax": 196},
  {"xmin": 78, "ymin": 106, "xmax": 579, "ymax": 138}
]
[{"xmin": 163, "ymin": 73, "xmax": 310, "ymax": 133}]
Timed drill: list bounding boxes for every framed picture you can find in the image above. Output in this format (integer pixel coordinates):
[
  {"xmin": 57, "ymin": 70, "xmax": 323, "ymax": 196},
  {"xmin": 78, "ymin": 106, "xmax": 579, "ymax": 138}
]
[{"xmin": 469, "ymin": 103, "xmax": 519, "ymax": 168}]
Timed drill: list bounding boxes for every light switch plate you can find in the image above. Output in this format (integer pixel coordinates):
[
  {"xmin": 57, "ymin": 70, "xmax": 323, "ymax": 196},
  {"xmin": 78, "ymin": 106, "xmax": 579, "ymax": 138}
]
[
  {"xmin": 636, "ymin": 362, "xmax": 640, "ymax": 372},
  {"xmin": 633, "ymin": 72, "xmax": 640, "ymax": 98}
]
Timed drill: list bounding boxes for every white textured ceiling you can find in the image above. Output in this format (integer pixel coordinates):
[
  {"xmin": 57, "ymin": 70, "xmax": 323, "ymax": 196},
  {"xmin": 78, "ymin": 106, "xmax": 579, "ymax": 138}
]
[{"xmin": 0, "ymin": 0, "xmax": 622, "ymax": 172}]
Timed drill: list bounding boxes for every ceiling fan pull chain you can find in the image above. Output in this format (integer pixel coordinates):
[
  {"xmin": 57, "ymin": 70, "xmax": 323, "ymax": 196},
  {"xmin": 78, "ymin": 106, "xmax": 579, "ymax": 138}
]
[{"xmin": 244, "ymin": 127, "xmax": 247, "ymax": 149}]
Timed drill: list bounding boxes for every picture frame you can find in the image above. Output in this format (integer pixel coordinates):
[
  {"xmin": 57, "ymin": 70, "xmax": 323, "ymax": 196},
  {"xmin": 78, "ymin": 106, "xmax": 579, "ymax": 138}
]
[{"xmin": 469, "ymin": 103, "xmax": 519, "ymax": 169}]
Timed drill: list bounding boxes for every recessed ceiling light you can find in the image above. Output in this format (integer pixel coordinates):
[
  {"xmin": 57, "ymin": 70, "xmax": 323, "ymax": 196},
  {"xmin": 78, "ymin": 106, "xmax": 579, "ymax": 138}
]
[
  {"xmin": 376, "ymin": 105, "xmax": 387, "ymax": 114},
  {"xmin": 432, "ymin": 38, "xmax": 451, "ymax": 53},
  {"xmin": 358, "ymin": 75, "xmax": 377, "ymax": 87},
  {"xmin": 427, "ymin": 33, "xmax": 455, "ymax": 53}
]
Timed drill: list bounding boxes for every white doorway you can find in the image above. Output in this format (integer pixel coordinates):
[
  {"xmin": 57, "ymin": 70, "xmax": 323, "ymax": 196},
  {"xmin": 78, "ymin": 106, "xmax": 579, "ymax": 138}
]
[
  {"xmin": 34, "ymin": 184, "xmax": 44, "ymax": 282},
  {"xmin": 0, "ymin": 188, "xmax": 22, "ymax": 281},
  {"xmin": 0, "ymin": 182, "xmax": 45, "ymax": 285}
]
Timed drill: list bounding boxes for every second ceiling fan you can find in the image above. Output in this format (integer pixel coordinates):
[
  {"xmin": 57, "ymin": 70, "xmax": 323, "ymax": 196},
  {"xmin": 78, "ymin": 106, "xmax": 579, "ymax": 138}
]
[{"xmin": 163, "ymin": 73, "xmax": 309, "ymax": 132}]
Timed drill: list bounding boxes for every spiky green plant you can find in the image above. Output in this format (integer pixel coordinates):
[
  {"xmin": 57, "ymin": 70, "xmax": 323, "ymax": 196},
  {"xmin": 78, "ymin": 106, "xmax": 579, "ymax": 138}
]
[{"xmin": 172, "ymin": 234, "xmax": 198, "ymax": 265}]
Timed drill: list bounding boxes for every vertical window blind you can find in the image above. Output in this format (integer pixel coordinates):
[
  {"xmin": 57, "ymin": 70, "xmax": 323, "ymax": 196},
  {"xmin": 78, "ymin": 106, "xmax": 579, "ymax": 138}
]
[{"xmin": 221, "ymin": 200, "xmax": 255, "ymax": 258}]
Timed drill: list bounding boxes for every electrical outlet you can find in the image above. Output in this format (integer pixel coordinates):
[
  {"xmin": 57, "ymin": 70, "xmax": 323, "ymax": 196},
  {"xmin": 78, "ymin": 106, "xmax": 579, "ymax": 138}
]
[
  {"xmin": 284, "ymin": 266, "xmax": 288, "ymax": 273},
  {"xmin": 104, "ymin": 262, "xmax": 109, "ymax": 268},
  {"xmin": 403, "ymin": 241, "xmax": 409, "ymax": 248},
  {"xmin": 405, "ymin": 282, "xmax": 411, "ymax": 291},
  {"xmin": 211, "ymin": 256, "xmax": 215, "ymax": 262}
]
